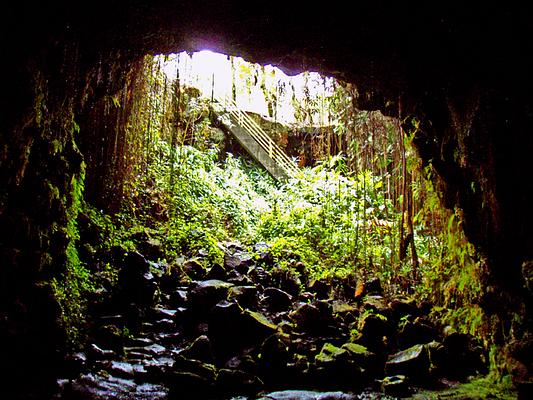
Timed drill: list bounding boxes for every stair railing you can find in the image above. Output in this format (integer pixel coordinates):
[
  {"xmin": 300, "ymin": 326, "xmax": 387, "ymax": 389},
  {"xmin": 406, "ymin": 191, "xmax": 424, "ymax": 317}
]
[{"xmin": 216, "ymin": 96, "xmax": 299, "ymax": 178}]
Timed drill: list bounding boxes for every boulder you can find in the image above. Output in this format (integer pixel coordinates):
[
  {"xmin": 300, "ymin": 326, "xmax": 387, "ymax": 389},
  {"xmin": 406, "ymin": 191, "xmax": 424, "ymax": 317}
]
[
  {"xmin": 208, "ymin": 302, "xmax": 278, "ymax": 361},
  {"xmin": 187, "ymin": 279, "xmax": 233, "ymax": 312},
  {"xmin": 263, "ymin": 287, "xmax": 293, "ymax": 312},
  {"xmin": 385, "ymin": 344, "xmax": 430, "ymax": 382},
  {"xmin": 355, "ymin": 312, "xmax": 389, "ymax": 351},
  {"xmin": 380, "ymin": 375, "xmax": 411, "ymax": 397},
  {"xmin": 225, "ymin": 250, "xmax": 254, "ymax": 274},
  {"xmin": 180, "ymin": 335, "xmax": 214, "ymax": 363},
  {"xmin": 308, "ymin": 279, "xmax": 331, "ymax": 299},
  {"xmin": 183, "ymin": 258, "xmax": 206, "ymax": 280},
  {"xmin": 314, "ymin": 343, "xmax": 363, "ymax": 390},
  {"xmin": 290, "ymin": 302, "xmax": 332, "ymax": 335},
  {"xmin": 216, "ymin": 368, "xmax": 264, "ymax": 395},
  {"xmin": 397, "ymin": 317, "xmax": 438, "ymax": 349},
  {"xmin": 228, "ymin": 285, "xmax": 259, "ymax": 308},
  {"xmin": 206, "ymin": 263, "xmax": 227, "ymax": 280},
  {"xmin": 117, "ymin": 251, "xmax": 158, "ymax": 306},
  {"xmin": 257, "ymin": 390, "xmax": 356, "ymax": 400}
]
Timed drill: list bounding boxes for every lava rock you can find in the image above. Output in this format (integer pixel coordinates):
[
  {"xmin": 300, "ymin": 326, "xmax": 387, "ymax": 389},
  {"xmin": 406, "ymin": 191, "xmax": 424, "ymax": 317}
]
[
  {"xmin": 385, "ymin": 343, "xmax": 430, "ymax": 382},
  {"xmin": 225, "ymin": 250, "xmax": 254, "ymax": 274},
  {"xmin": 229, "ymin": 285, "xmax": 259, "ymax": 308},
  {"xmin": 188, "ymin": 279, "xmax": 234, "ymax": 312},
  {"xmin": 380, "ymin": 375, "xmax": 411, "ymax": 397},
  {"xmin": 180, "ymin": 335, "xmax": 214, "ymax": 363},
  {"xmin": 183, "ymin": 258, "xmax": 206, "ymax": 280},
  {"xmin": 117, "ymin": 251, "xmax": 158, "ymax": 306},
  {"xmin": 263, "ymin": 287, "xmax": 293, "ymax": 312}
]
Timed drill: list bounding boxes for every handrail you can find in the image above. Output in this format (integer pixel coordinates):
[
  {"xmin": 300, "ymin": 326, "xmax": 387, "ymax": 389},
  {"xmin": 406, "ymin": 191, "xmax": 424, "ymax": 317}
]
[{"xmin": 215, "ymin": 96, "xmax": 299, "ymax": 178}]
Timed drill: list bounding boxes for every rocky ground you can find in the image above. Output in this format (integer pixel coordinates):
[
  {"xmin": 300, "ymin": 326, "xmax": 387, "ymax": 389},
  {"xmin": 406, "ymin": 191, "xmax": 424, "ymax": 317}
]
[{"xmin": 52, "ymin": 240, "xmax": 488, "ymax": 399}]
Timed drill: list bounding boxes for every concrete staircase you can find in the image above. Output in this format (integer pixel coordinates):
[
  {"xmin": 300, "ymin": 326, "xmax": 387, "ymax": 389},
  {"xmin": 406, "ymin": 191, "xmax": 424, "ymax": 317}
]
[{"xmin": 212, "ymin": 97, "xmax": 298, "ymax": 181}]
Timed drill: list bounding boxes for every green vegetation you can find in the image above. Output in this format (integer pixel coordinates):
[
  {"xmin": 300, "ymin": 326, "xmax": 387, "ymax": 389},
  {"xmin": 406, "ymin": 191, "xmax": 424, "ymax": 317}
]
[{"xmin": 64, "ymin": 54, "xmax": 498, "ymax": 377}]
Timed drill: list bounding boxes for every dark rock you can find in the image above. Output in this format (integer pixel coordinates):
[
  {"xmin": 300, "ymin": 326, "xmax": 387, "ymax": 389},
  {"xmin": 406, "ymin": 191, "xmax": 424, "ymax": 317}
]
[
  {"xmin": 253, "ymin": 242, "xmax": 274, "ymax": 265},
  {"xmin": 206, "ymin": 263, "xmax": 227, "ymax": 280},
  {"xmin": 172, "ymin": 355, "xmax": 217, "ymax": 381},
  {"xmin": 183, "ymin": 258, "xmax": 206, "ymax": 280},
  {"xmin": 216, "ymin": 368, "xmax": 264, "ymax": 394},
  {"xmin": 389, "ymin": 297, "xmax": 418, "ymax": 322},
  {"xmin": 228, "ymin": 285, "xmax": 259, "ymax": 308},
  {"xmin": 263, "ymin": 287, "xmax": 293, "ymax": 312},
  {"xmin": 169, "ymin": 289, "xmax": 188, "ymax": 307},
  {"xmin": 363, "ymin": 277, "xmax": 383, "ymax": 295},
  {"xmin": 289, "ymin": 302, "xmax": 334, "ymax": 335},
  {"xmin": 188, "ymin": 279, "xmax": 233, "ymax": 312},
  {"xmin": 380, "ymin": 375, "xmax": 411, "ymax": 397},
  {"xmin": 248, "ymin": 266, "xmax": 271, "ymax": 286},
  {"xmin": 361, "ymin": 295, "xmax": 390, "ymax": 315},
  {"xmin": 308, "ymin": 279, "xmax": 331, "ymax": 299},
  {"xmin": 385, "ymin": 343, "xmax": 430, "ymax": 382},
  {"xmin": 340, "ymin": 342, "xmax": 379, "ymax": 374},
  {"xmin": 94, "ymin": 324, "xmax": 125, "ymax": 353},
  {"xmin": 225, "ymin": 250, "xmax": 254, "ymax": 274},
  {"xmin": 167, "ymin": 371, "xmax": 214, "ymax": 399},
  {"xmin": 435, "ymin": 332, "xmax": 487, "ymax": 379},
  {"xmin": 118, "ymin": 251, "xmax": 158, "ymax": 306},
  {"xmin": 355, "ymin": 312, "xmax": 389, "ymax": 351},
  {"xmin": 271, "ymin": 267, "xmax": 301, "ymax": 296},
  {"xmin": 257, "ymin": 390, "xmax": 356, "ymax": 400},
  {"xmin": 180, "ymin": 335, "xmax": 214, "ymax": 363},
  {"xmin": 87, "ymin": 343, "xmax": 115, "ymax": 360},
  {"xmin": 397, "ymin": 317, "xmax": 438, "ymax": 349},
  {"xmin": 259, "ymin": 334, "xmax": 290, "ymax": 374},
  {"xmin": 314, "ymin": 343, "xmax": 363, "ymax": 390},
  {"xmin": 208, "ymin": 302, "xmax": 278, "ymax": 361}
]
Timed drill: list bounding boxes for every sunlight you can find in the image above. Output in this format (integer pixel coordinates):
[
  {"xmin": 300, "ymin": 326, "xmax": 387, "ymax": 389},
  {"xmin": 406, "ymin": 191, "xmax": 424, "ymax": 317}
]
[{"xmin": 158, "ymin": 50, "xmax": 335, "ymax": 125}]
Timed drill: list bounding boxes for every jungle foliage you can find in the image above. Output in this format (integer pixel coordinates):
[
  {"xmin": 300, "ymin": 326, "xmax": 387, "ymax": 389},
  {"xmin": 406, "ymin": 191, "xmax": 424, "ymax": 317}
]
[{"xmin": 75, "ymin": 54, "xmax": 493, "ymax": 364}]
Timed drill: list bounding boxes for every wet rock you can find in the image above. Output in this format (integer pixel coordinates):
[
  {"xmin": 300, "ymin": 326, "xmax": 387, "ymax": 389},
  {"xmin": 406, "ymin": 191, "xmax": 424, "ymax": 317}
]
[
  {"xmin": 118, "ymin": 251, "xmax": 158, "ymax": 306},
  {"xmin": 248, "ymin": 266, "xmax": 272, "ymax": 286},
  {"xmin": 169, "ymin": 289, "xmax": 188, "ymax": 307},
  {"xmin": 380, "ymin": 375, "xmax": 411, "ymax": 397},
  {"xmin": 389, "ymin": 297, "xmax": 418, "ymax": 322},
  {"xmin": 314, "ymin": 343, "xmax": 363, "ymax": 390},
  {"xmin": 107, "ymin": 360, "xmax": 146, "ymax": 379},
  {"xmin": 385, "ymin": 343, "xmax": 430, "ymax": 382},
  {"xmin": 290, "ymin": 302, "xmax": 331, "ymax": 335},
  {"xmin": 216, "ymin": 368, "xmax": 264, "ymax": 394},
  {"xmin": 206, "ymin": 262, "xmax": 227, "ymax": 280},
  {"xmin": 253, "ymin": 242, "xmax": 274, "ymax": 265},
  {"xmin": 259, "ymin": 334, "xmax": 290, "ymax": 378},
  {"xmin": 188, "ymin": 279, "xmax": 234, "ymax": 312},
  {"xmin": 361, "ymin": 295, "xmax": 389, "ymax": 315},
  {"xmin": 340, "ymin": 343, "xmax": 379, "ymax": 373},
  {"xmin": 58, "ymin": 373, "xmax": 168, "ymax": 400},
  {"xmin": 257, "ymin": 390, "xmax": 356, "ymax": 400},
  {"xmin": 308, "ymin": 279, "xmax": 331, "ymax": 300},
  {"xmin": 167, "ymin": 371, "xmax": 214, "ymax": 399},
  {"xmin": 183, "ymin": 258, "xmax": 206, "ymax": 280},
  {"xmin": 229, "ymin": 285, "xmax": 259, "ymax": 308},
  {"xmin": 397, "ymin": 316, "xmax": 438, "ymax": 349},
  {"xmin": 263, "ymin": 287, "xmax": 293, "ymax": 312},
  {"xmin": 271, "ymin": 267, "xmax": 302, "ymax": 296},
  {"xmin": 88, "ymin": 343, "xmax": 116, "ymax": 360},
  {"xmin": 355, "ymin": 312, "xmax": 389, "ymax": 351},
  {"xmin": 208, "ymin": 302, "xmax": 278, "ymax": 361},
  {"xmin": 94, "ymin": 324, "xmax": 126, "ymax": 353},
  {"xmin": 180, "ymin": 335, "xmax": 214, "ymax": 363},
  {"xmin": 172, "ymin": 355, "xmax": 217, "ymax": 381},
  {"xmin": 225, "ymin": 250, "xmax": 254, "ymax": 274},
  {"xmin": 435, "ymin": 332, "xmax": 486, "ymax": 379}
]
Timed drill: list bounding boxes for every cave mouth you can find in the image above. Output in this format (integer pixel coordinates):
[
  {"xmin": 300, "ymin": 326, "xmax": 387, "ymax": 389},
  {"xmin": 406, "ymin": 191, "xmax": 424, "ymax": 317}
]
[
  {"xmin": 45, "ymin": 49, "xmax": 504, "ymax": 399},
  {"xmin": 1, "ymin": 3, "xmax": 531, "ymax": 398}
]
